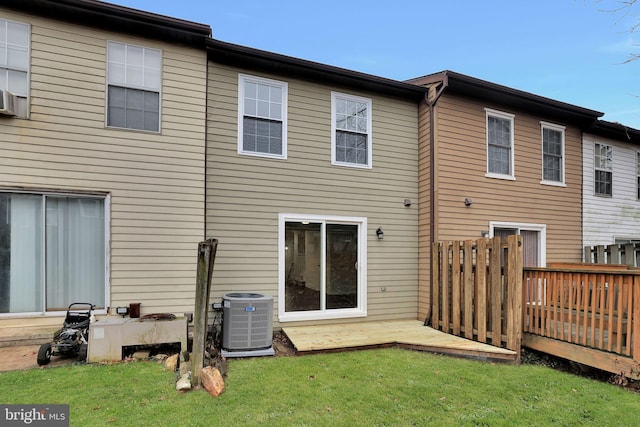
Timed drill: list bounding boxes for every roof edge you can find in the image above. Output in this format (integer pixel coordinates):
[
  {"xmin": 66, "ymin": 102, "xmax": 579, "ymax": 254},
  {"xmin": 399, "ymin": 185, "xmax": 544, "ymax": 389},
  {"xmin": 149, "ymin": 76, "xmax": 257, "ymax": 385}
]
[
  {"xmin": 588, "ymin": 120, "xmax": 640, "ymax": 144},
  {"xmin": 2, "ymin": 0, "xmax": 211, "ymax": 47},
  {"xmin": 408, "ymin": 70, "xmax": 604, "ymax": 125},
  {"xmin": 207, "ymin": 38, "xmax": 427, "ymax": 102}
]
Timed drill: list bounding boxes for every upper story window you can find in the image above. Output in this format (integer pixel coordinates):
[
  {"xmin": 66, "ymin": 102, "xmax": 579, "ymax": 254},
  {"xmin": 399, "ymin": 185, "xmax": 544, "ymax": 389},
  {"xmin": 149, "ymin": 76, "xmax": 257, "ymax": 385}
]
[
  {"xmin": 594, "ymin": 143, "xmax": 613, "ymax": 196},
  {"xmin": 485, "ymin": 109, "xmax": 515, "ymax": 179},
  {"xmin": 541, "ymin": 122, "xmax": 565, "ymax": 185},
  {"xmin": 0, "ymin": 18, "xmax": 29, "ymax": 117},
  {"xmin": 0, "ymin": 18, "xmax": 29, "ymax": 98},
  {"xmin": 636, "ymin": 152, "xmax": 640, "ymax": 200},
  {"xmin": 107, "ymin": 41, "xmax": 161, "ymax": 132},
  {"xmin": 238, "ymin": 74, "xmax": 287, "ymax": 159},
  {"xmin": 331, "ymin": 92, "xmax": 372, "ymax": 168}
]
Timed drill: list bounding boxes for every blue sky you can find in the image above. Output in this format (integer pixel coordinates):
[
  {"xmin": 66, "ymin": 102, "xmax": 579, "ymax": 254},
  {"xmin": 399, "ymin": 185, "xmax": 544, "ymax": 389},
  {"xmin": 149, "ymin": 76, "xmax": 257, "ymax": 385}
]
[{"xmin": 111, "ymin": 0, "xmax": 640, "ymax": 128}]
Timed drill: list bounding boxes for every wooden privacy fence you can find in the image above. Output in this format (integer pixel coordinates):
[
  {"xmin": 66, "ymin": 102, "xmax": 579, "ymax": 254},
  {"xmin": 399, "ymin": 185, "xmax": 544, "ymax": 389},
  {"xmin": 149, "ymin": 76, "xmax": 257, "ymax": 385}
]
[
  {"xmin": 431, "ymin": 235, "xmax": 523, "ymax": 361},
  {"xmin": 584, "ymin": 243, "xmax": 640, "ymax": 267}
]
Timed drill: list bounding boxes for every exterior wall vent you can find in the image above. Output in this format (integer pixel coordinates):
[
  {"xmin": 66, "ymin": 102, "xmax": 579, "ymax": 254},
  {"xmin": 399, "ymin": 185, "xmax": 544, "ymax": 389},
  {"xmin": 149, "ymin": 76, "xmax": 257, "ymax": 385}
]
[{"xmin": 221, "ymin": 292, "xmax": 274, "ymax": 357}]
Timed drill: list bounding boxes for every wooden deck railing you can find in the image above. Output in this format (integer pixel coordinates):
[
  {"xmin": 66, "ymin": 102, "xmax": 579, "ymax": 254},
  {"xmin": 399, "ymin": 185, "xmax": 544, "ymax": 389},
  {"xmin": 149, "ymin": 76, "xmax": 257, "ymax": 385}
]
[
  {"xmin": 431, "ymin": 238, "xmax": 640, "ymax": 377},
  {"xmin": 522, "ymin": 266, "xmax": 640, "ymax": 378}
]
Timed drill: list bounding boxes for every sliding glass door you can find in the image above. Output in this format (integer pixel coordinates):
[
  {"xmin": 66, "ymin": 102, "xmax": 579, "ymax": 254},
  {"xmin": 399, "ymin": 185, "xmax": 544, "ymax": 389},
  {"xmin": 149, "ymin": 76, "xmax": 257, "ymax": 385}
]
[
  {"xmin": 279, "ymin": 214, "xmax": 366, "ymax": 321},
  {"xmin": 0, "ymin": 192, "xmax": 106, "ymax": 314}
]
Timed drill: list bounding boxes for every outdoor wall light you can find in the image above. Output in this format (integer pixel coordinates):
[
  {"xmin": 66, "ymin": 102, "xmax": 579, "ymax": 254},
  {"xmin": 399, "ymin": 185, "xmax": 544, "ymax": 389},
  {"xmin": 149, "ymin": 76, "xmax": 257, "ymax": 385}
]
[
  {"xmin": 481, "ymin": 230, "xmax": 490, "ymax": 238},
  {"xmin": 115, "ymin": 306, "xmax": 129, "ymax": 317},
  {"xmin": 376, "ymin": 226, "xmax": 384, "ymax": 240},
  {"xmin": 464, "ymin": 197, "xmax": 473, "ymax": 207}
]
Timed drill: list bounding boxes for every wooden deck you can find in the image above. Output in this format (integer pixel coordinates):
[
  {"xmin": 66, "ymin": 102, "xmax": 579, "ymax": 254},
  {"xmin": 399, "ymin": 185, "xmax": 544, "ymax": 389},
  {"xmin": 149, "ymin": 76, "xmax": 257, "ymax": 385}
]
[{"xmin": 282, "ymin": 320, "xmax": 517, "ymax": 362}]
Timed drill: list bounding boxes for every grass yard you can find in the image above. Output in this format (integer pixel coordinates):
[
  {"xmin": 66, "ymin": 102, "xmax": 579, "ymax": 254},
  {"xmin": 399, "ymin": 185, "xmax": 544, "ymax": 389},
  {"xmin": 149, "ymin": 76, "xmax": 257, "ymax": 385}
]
[{"xmin": 1, "ymin": 348, "xmax": 638, "ymax": 426}]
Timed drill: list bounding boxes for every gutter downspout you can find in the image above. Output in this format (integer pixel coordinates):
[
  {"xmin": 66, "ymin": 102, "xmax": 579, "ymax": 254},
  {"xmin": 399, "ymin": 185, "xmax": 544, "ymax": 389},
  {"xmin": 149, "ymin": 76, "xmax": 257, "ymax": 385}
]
[
  {"xmin": 423, "ymin": 75, "xmax": 447, "ymax": 326},
  {"xmin": 204, "ymin": 43, "xmax": 211, "ymax": 241}
]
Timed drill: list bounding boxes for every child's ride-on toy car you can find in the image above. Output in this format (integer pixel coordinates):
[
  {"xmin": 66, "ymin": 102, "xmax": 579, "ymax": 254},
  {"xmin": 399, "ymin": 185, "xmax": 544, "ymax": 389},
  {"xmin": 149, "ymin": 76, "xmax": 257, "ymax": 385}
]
[{"xmin": 37, "ymin": 302, "xmax": 95, "ymax": 366}]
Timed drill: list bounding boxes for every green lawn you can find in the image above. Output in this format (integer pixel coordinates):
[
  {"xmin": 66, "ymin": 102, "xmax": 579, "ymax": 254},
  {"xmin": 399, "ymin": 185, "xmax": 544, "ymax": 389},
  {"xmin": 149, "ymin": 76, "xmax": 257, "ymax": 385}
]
[{"xmin": 0, "ymin": 348, "xmax": 638, "ymax": 426}]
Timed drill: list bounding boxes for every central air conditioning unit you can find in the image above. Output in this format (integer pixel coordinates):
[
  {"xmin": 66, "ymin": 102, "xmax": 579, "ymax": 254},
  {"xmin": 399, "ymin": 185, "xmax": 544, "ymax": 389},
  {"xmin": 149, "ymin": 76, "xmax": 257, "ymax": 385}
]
[
  {"xmin": 221, "ymin": 292, "xmax": 275, "ymax": 357},
  {"xmin": 0, "ymin": 89, "xmax": 17, "ymax": 116}
]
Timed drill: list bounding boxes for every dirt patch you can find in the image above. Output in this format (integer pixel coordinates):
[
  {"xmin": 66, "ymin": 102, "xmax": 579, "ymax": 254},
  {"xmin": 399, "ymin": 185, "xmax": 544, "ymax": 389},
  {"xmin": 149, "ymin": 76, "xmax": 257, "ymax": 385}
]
[
  {"xmin": 273, "ymin": 331, "xmax": 296, "ymax": 356},
  {"xmin": 521, "ymin": 348, "xmax": 640, "ymax": 393}
]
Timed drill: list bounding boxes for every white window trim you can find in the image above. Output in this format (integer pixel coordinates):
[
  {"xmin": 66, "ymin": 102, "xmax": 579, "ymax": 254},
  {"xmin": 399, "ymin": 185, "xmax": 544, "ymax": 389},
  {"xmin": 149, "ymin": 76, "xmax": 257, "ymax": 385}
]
[
  {"xmin": 614, "ymin": 236, "xmax": 640, "ymax": 244},
  {"xmin": 540, "ymin": 121, "xmax": 566, "ymax": 187},
  {"xmin": 0, "ymin": 18, "xmax": 30, "ymax": 117},
  {"xmin": 331, "ymin": 91, "xmax": 373, "ymax": 169},
  {"xmin": 594, "ymin": 142, "xmax": 613, "ymax": 197},
  {"xmin": 237, "ymin": 74, "xmax": 288, "ymax": 159},
  {"xmin": 489, "ymin": 221, "xmax": 546, "ymax": 267},
  {"xmin": 485, "ymin": 108, "xmax": 515, "ymax": 180},
  {"xmin": 105, "ymin": 40, "xmax": 162, "ymax": 133},
  {"xmin": 0, "ymin": 190, "xmax": 110, "ymax": 318},
  {"xmin": 278, "ymin": 213, "xmax": 368, "ymax": 322}
]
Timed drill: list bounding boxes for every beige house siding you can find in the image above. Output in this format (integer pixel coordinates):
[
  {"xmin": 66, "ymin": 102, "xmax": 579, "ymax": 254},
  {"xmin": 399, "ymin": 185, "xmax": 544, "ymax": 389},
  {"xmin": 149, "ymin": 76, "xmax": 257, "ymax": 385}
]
[
  {"xmin": 417, "ymin": 102, "xmax": 432, "ymax": 320},
  {"xmin": 206, "ymin": 63, "xmax": 419, "ymax": 327},
  {"xmin": 433, "ymin": 93, "xmax": 582, "ymax": 258},
  {"xmin": 0, "ymin": 9, "xmax": 206, "ymax": 325}
]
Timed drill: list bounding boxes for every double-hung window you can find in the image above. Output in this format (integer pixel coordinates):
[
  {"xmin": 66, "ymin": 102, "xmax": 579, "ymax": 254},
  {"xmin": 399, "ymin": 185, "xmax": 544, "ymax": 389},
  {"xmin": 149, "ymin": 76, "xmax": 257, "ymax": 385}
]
[
  {"xmin": 107, "ymin": 41, "xmax": 161, "ymax": 132},
  {"xmin": 486, "ymin": 109, "xmax": 515, "ymax": 179},
  {"xmin": 594, "ymin": 143, "xmax": 613, "ymax": 196},
  {"xmin": 332, "ymin": 92, "xmax": 372, "ymax": 168},
  {"xmin": 0, "ymin": 18, "xmax": 29, "ymax": 116},
  {"xmin": 0, "ymin": 192, "xmax": 107, "ymax": 314},
  {"xmin": 541, "ymin": 122, "xmax": 565, "ymax": 185},
  {"xmin": 238, "ymin": 74, "xmax": 287, "ymax": 158}
]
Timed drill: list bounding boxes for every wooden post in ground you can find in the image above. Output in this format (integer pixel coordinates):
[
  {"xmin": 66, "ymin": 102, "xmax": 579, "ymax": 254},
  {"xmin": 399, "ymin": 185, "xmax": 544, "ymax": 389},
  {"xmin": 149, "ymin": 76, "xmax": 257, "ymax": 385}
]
[
  {"xmin": 191, "ymin": 238, "xmax": 218, "ymax": 388},
  {"xmin": 506, "ymin": 235, "xmax": 523, "ymax": 363}
]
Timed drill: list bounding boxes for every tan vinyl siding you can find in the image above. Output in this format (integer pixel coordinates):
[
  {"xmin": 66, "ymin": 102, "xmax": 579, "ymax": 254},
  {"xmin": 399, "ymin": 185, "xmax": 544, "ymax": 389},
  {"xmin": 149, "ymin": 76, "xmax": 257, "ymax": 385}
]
[
  {"xmin": 206, "ymin": 63, "xmax": 419, "ymax": 327},
  {"xmin": 0, "ymin": 9, "xmax": 206, "ymax": 319},
  {"xmin": 417, "ymin": 102, "xmax": 432, "ymax": 320},
  {"xmin": 433, "ymin": 93, "xmax": 582, "ymax": 262}
]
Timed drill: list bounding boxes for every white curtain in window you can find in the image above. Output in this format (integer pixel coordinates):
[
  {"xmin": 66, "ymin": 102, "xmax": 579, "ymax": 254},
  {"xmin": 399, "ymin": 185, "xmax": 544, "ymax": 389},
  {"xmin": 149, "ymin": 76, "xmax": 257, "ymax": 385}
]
[
  {"xmin": 46, "ymin": 197, "xmax": 104, "ymax": 310},
  {"xmin": 9, "ymin": 194, "xmax": 42, "ymax": 312}
]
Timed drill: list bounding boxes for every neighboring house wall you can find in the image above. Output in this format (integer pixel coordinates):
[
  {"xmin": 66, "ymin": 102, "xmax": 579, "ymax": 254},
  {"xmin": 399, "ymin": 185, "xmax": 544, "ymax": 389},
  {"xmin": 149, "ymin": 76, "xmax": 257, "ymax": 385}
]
[
  {"xmin": 417, "ymin": 101, "xmax": 432, "ymax": 321},
  {"xmin": 433, "ymin": 93, "xmax": 583, "ymax": 259},
  {"xmin": 206, "ymin": 62, "xmax": 419, "ymax": 327},
  {"xmin": 416, "ymin": 92, "xmax": 584, "ymax": 316},
  {"xmin": 583, "ymin": 133, "xmax": 640, "ymax": 247},
  {"xmin": 0, "ymin": 8, "xmax": 206, "ymax": 327}
]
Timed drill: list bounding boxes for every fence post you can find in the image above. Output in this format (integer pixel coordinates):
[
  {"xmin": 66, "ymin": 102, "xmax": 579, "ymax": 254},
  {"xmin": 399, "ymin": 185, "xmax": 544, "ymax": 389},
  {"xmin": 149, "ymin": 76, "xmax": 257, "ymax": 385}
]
[
  {"xmin": 506, "ymin": 235, "xmax": 523, "ymax": 363},
  {"xmin": 476, "ymin": 238, "xmax": 488, "ymax": 342},
  {"xmin": 611, "ymin": 245, "xmax": 620, "ymax": 265},
  {"xmin": 441, "ymin": 242, "xmax": 451, "ymax": 333},
  {"xmin": 490, "ymin": 238, "xmax": 501, "ymax": 346},
  {"xmin": 624, "ymin": 244, "xmax": 635, "ymax": 267},
  {"xmin": 191, "ymin": 238, "xmax": 218, "ymax": 388},
  {"xmin": 431, "ymin": 241, "xmax": 441, "ymax": 329},
  {"xmin": 633, "ymin": 275, "xmax": 640, "ymax": 364},
  {"xmin": 452, "ymin": 241, "xmax": 461, "ymax": 336},
  {"xmin": 463, "ymin": 240, "xmax": 474, "ymax": 339}
]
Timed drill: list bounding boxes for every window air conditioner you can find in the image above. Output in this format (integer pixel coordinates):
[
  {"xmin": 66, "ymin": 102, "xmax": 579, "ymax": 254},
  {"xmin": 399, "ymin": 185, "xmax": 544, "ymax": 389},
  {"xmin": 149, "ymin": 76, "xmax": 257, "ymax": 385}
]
[{"xmin": 0, "ymin": 89, "xmax": 17, "ymax": 116}]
